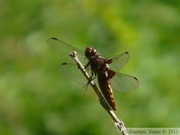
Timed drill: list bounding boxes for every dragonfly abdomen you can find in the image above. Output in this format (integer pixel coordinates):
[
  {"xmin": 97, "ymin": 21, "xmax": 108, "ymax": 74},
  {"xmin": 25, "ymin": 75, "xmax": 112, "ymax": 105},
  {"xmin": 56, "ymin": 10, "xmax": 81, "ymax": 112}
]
[{"xmin": 98, "ymin": 74, "xmax": 116, "ymax": 110}]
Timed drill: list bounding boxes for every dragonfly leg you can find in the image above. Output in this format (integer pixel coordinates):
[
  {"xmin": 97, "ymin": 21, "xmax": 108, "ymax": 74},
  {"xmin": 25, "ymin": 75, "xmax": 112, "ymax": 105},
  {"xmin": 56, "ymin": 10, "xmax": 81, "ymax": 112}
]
[
  {"xmin": 83, "ymin": 72, "xmax": 97, "ymax": 90},
  {"xmin": 85, "ymin": 61, "xmax": 90, "ymax": 69}
]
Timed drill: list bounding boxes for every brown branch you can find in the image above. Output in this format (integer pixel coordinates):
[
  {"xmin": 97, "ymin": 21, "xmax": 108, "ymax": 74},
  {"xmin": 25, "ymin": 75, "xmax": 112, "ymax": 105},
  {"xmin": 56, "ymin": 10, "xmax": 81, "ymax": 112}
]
[{"xmin": 69, "ymin": 51, "xmax": 129, "ymax": 135}]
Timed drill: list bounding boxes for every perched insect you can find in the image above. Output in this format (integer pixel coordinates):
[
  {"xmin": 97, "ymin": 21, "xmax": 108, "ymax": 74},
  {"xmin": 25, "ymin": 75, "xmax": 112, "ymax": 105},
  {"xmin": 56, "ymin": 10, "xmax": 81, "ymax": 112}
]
[{"xmin": 48, "ymin": 37, "xmax": 139, "ymax": 110}]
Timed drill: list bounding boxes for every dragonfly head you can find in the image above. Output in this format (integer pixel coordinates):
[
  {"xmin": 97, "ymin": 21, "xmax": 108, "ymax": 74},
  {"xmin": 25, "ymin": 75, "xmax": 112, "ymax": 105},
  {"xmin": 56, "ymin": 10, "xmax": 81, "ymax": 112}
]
[{"xmin": 85, "ymin": 47, "xmax": 97, "ymax": 59}]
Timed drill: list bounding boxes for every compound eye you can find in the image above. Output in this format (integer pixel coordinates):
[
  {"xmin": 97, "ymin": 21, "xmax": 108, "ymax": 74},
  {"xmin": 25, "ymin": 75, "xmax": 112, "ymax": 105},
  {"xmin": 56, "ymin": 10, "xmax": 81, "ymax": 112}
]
[
  {"xmin": 85, "ymin": 47, "xmax": 92, "ymax": 59},
  {"xmin": 92, "ymin": 49, "xmax": 97, "ymax": 55},
  {"xmin": 87, "ymin": 47, "xmax": 90, "ymax": 51}
]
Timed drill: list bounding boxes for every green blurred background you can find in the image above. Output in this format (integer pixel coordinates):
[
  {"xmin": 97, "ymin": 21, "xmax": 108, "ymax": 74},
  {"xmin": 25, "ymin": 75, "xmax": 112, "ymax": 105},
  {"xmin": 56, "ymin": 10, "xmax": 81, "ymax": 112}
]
[{"xmin": 0, "ymin": 0, "xmax": 179, "ymax": 135}]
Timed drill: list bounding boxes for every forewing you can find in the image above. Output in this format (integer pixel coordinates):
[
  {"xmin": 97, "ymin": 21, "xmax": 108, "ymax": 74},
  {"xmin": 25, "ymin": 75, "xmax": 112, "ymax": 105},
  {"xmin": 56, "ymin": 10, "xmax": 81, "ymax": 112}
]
[
  {"xmin": 109, "ymin": 52, "xmax": 130, "ymax": 71},
  {"xmin": 59, "ymin": 63, "xmax": 90, "ymax": 85},
  {"xmin": 110, "ymin": 72, "xmax": 139, "ymax": 92},
  {"xmin": 47, "ymin": 37, "xmax": 86, "ymax": 63}
]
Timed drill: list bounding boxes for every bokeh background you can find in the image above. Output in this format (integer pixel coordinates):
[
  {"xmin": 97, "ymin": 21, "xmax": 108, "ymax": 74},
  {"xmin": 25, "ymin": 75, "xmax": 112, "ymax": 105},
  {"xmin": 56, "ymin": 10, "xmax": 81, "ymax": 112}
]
[{"xmin": 0, "ymin": 0, "xmax": 179, "ymax": 135}]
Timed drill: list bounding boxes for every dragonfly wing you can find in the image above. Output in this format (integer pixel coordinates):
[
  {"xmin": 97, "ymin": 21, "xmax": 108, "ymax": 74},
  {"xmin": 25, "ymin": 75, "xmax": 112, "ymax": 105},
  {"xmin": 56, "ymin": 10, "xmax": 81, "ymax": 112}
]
[
  {"xmin": 108, "ymin": 52, "xmax": 130, "ymax": 71},
  {"xmin": 110, "ymin": 71, "xmax": 139, "ymax": 92},
  {"xmin": 59, "ymin": 63, "xmax": 91, "ymax": 85},
  {"xmin": 47, "ymin": 37, "xmax": 86, "ymax": 63}
]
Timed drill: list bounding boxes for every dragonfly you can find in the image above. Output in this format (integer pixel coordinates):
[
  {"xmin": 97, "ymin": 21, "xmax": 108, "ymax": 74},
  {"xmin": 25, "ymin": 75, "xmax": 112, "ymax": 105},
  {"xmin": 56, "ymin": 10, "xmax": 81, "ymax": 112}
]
[{"xmin": 48, "ymin": 37, "xmax": 139, "ymax": 110}]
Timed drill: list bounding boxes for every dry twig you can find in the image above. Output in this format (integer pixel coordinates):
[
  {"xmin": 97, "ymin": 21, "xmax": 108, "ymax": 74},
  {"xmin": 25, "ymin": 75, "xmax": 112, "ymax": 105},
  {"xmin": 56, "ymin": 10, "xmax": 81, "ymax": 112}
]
[{"xmin": 69, "ymin": 51, "xmax": 129, "ymax": 135}]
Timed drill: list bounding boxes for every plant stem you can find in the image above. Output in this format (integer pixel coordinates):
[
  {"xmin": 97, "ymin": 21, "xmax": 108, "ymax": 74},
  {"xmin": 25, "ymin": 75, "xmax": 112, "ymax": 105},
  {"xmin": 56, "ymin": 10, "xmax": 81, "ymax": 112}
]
[{"xmin": 69, "ymin": 51, "xmax": 129, "ymax": 135}]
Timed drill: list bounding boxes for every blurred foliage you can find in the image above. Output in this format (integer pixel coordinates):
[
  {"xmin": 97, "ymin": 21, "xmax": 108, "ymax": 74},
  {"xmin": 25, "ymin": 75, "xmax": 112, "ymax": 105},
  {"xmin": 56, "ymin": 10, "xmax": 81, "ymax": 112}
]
[{"xmin": 0, "ymin": 0, "xmax": 180, "ymax": 135}]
